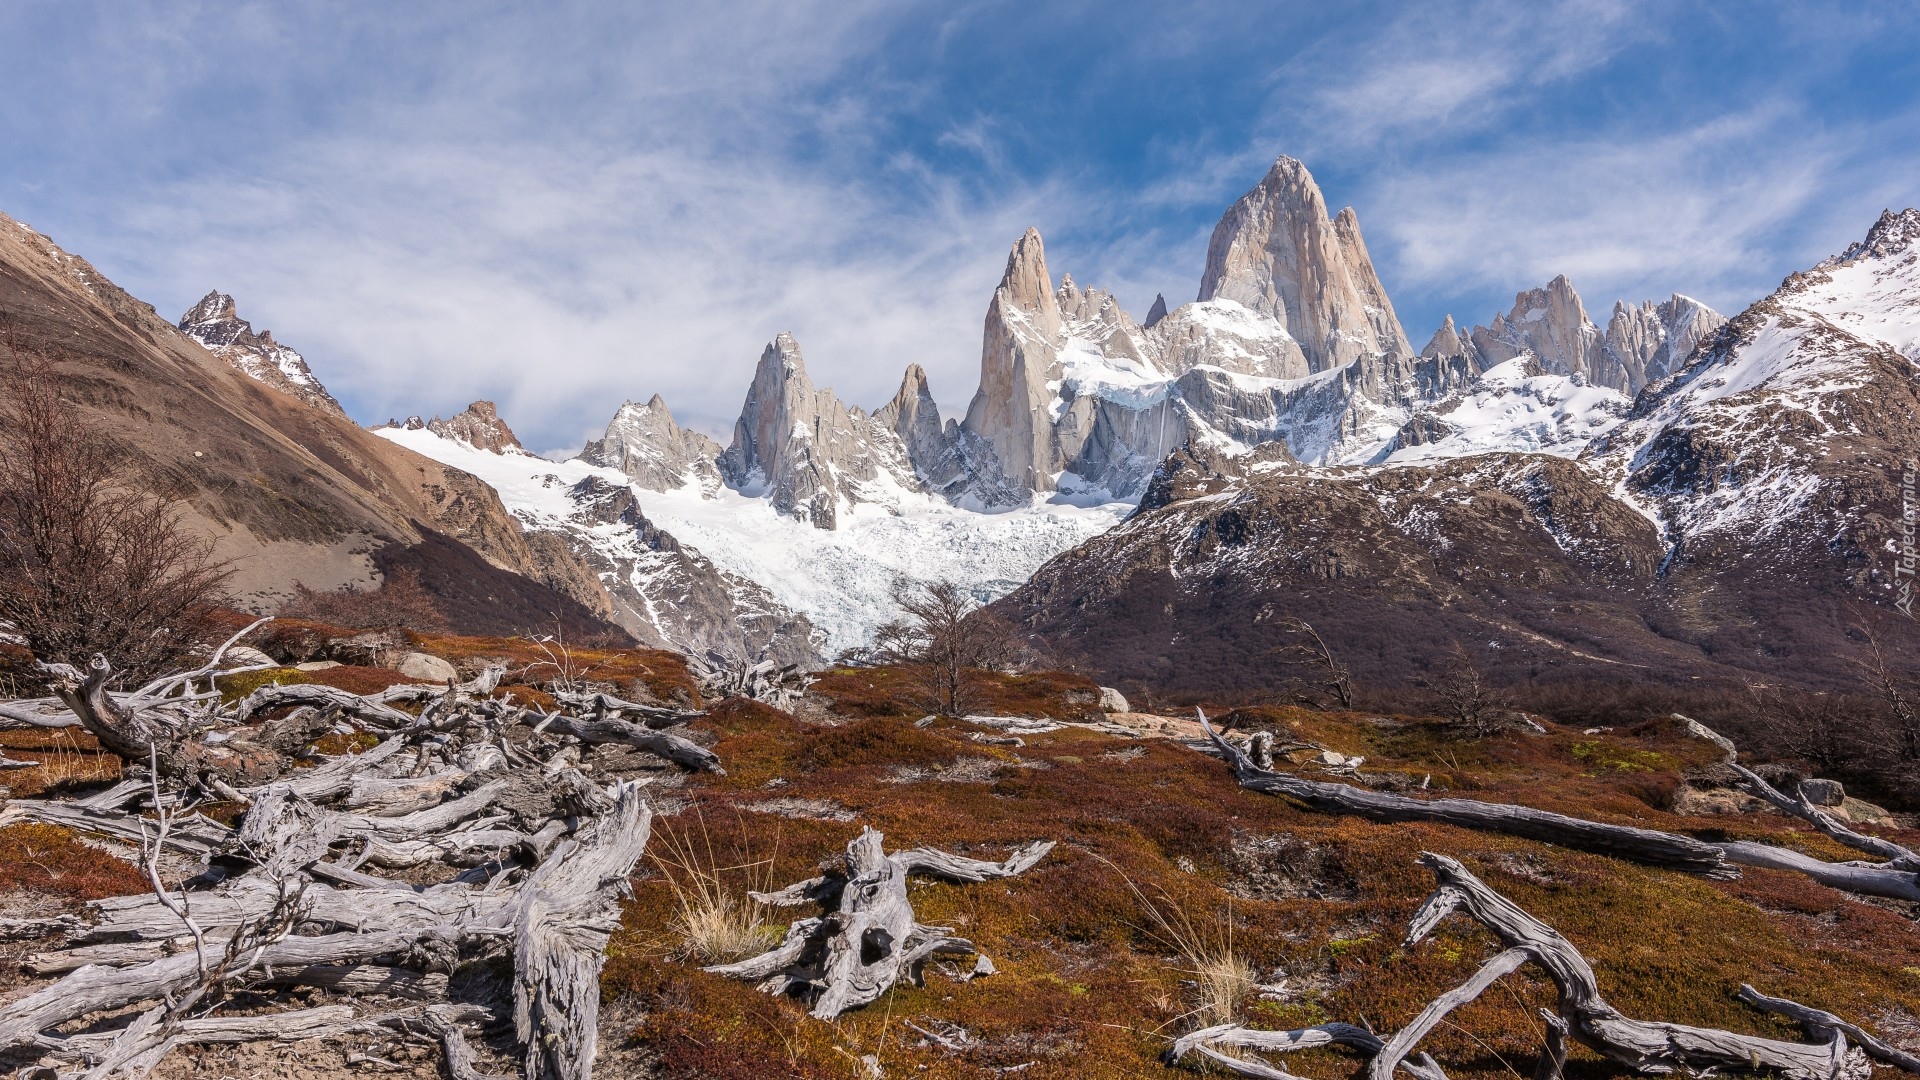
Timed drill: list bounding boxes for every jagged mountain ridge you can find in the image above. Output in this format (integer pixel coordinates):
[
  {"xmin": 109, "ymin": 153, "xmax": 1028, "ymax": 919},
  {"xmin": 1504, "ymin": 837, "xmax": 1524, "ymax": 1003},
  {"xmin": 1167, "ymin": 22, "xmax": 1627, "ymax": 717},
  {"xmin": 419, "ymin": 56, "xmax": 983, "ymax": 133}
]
[
  {"xmin": 999, "ymin": 207, "xmax": 1920, "ymax": 695},
  {"xmin": 377, "ymin": 155, "xmax": 1735, "ymax": 658}
]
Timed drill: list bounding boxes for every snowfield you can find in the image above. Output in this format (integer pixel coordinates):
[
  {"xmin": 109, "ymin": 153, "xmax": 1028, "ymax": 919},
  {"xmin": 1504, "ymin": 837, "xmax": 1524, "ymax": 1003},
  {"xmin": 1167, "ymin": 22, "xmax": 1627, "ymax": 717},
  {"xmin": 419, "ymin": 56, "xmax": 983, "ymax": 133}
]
[{"xmin": 376, "ymin": 426, "xmax": 1127, "ymax": 655}]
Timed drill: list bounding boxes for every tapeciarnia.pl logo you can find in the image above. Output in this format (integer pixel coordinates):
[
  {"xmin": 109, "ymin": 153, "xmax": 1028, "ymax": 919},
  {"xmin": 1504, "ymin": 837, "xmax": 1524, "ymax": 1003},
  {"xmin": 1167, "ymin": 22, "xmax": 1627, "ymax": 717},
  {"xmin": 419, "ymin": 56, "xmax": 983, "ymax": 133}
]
[{"xmin": 1899, "ymin": 457, "xmax": 1918, "ymax": 618}]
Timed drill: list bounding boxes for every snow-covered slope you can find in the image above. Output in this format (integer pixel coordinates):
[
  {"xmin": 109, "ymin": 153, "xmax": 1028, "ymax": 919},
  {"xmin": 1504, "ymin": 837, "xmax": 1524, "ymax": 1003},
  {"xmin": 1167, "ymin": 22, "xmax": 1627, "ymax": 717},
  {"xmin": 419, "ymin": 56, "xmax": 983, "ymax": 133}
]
[
  {"xmin": 1386, "ymin": 359, "xmax": 1630, "ymax": 463},
  {"xmin": 377, "ymin": 425, "xmax": 1123, "ymax": 656}
]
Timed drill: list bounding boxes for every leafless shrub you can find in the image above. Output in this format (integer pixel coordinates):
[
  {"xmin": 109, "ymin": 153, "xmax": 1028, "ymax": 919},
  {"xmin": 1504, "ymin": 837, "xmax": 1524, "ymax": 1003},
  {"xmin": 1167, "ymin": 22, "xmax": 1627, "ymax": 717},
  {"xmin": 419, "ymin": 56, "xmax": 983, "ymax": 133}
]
[
  {"xmin": 1269, "ymin": 617, "xmax": 1354, "ymax": 708},
  {"xmin": 1422, "ymin": 644, "xmax": 1513, "ymax": 737},
  {"xmin": 277, "ymin": 567, "xmax": 448, "ymax": 633},
  {"xmin": 872, "ymin": 580, "xmax": 1026, "ymax": 716},
  {"xmin": 0, "ymin": 327, "xmax": 231, "ymax": 684}
]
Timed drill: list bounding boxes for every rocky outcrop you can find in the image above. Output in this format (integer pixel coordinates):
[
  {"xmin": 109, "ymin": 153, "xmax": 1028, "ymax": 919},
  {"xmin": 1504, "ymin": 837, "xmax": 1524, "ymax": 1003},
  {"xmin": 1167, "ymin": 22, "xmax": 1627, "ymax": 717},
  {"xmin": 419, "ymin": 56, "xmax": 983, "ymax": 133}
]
[
  {"xmin": 1465, "ymin": 279, "xmax": 1725, "ymax": 395},
  {"xmin": 719, "ymin": 332, "xmax": 921, "ymax": 529},
  {"xmin": 178, "ymin": 291, "xmax": 348, "ymax": 416},
  {"xmin": 960, "ymin": 229, "xmax": 1065, "ymax": 496},
  {"xmin": 1143, "ymin": 293, "xmax": 1169, "ymax": 329},
  {"xmin": 581, "ymin": 394, "xmax": 724, "ymax": 492},
  {"xmin": 1469, "ymin": 275, "xmax": 1606, "ymax": 387},
  {"xmin": 1602, "ymin": 294, "xmax": 1727, "ymax": 388},
  {"xmin": 426, "ymin": 400, "xmax": 526, "ymax": 454},
  {"xmin": 872, "ymin": 364, "xmax": 970, "ymax": 497},
  {"xmin": 1197, "ymin": 156, "xmax": 1413, "ymax": 372}
]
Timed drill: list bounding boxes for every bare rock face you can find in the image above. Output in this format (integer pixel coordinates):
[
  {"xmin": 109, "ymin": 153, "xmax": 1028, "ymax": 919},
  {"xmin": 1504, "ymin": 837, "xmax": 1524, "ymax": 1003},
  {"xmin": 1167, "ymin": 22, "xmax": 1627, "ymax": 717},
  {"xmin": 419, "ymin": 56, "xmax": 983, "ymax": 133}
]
[
  {"xmin": 1602, "ymin": 294, "xmax": 1728, "ymax": 388},
  {"xmin": 961, "ymin": 228, "xmax": 1065, "ymax": 496},
  {"xmin": 1470, "ymin": 275, "xmax": 1607, "ymax": 387},
  {"xmin": 178, "ymin": 291, "xmax": 348, "ymax": 417},
  {"xmin": 1143, "ymin": 293, "xmax": 1169, "ymax": 329},
  {"xmin": 1420, "ymin": 314, "xmax": 1480, "ymax": 366},
  {"xmin": 426, "ymin": 400, "xmax": 526, "ymax": 454},
  {"xmin": 719, "ymin": 332, "xmax": 920, "ymax": 529},
  {"xmin": 872, "ymin": 364, "xmax": 969, "ymax": 497},
  {"xmin": 1197, "ymin": 156, "xmax": 1413, "ymax": 372},
  {"xmin": 581, "ymin": 394, "xmax": 724, "ymax": 492}
]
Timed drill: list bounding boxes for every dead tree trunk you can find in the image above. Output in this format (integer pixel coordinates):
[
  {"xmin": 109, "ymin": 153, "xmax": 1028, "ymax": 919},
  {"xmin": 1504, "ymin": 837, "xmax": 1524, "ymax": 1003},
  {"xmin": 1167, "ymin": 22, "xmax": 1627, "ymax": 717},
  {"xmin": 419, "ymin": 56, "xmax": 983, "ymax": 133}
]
[
  {"xmin": 1170, "ymin": 853, "xmax": 1882, "ymax": 1080},
  {"xmin": 707, "ymin": 827, "xmax": 1053, "ymax": 1019},
  {"xmin": 1199, "ymin": 713, "xmax": 1734, "ymax": 875}
]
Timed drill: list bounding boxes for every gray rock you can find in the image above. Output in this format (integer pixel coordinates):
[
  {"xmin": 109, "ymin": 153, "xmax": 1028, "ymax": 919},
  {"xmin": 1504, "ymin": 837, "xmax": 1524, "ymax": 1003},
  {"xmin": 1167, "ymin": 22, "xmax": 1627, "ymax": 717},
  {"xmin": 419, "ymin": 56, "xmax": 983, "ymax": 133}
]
[
  {"xmin": 1097, "ymin": 687, "xmax": 1130, "ymax": 712},
  {"xmin": 395, "ymin": 651, "xmax": 457, "ymax": 683},
  {"xmin": 223, "ymin": 646, "xmax": 277, "ymax": 668},
  {"xmin": 1797, "ymin": 778, "xmax": 1846, "ymax": 807},
  {"xmin": 1197, "ymin": 156, "xmax": 1413, "ymax": 373},
  {"xmin": 294, "ymin": 661, "xmax": 343, "ymax": 672}
]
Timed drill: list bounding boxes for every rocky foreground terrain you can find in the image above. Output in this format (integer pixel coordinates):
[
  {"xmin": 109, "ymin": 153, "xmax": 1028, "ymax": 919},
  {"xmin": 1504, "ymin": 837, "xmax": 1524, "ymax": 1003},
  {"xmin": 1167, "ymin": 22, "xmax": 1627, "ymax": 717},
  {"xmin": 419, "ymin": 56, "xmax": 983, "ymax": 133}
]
[{"xmin": 0, "ymin": 619, "xmax": 1914, "ymax": 1079}]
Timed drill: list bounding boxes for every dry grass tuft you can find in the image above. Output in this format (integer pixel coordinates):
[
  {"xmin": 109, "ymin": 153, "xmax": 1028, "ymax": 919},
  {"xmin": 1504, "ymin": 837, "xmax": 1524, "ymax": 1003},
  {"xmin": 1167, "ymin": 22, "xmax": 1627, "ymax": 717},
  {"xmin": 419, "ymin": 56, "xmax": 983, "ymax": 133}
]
[
  {"xmin": 650, "ymin": 810, "xmax": 782, "ymax": 964},
  {"xmin": 1096, "ymin": 854, "xmax": 1254, "ymax": 1030}
]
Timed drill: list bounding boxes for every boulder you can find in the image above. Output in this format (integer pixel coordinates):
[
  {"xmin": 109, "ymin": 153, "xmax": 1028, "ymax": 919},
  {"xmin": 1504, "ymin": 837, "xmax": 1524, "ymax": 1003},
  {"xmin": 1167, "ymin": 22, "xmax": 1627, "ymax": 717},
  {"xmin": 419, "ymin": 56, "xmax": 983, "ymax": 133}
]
[
  {"xmin": 1097, "ymin": 687, "xmax": 1130, "ymax": 713},
  {"xmin": 1796, "ymin": 778, "xmax": 1845, "ymax": 807},
  {"xmin": 295, "ymin": 660, "xmax": 342, "ymax": 672},
  {"xmin": 396, "ymin": 651, "xmax": 457, "ymax": 683}
]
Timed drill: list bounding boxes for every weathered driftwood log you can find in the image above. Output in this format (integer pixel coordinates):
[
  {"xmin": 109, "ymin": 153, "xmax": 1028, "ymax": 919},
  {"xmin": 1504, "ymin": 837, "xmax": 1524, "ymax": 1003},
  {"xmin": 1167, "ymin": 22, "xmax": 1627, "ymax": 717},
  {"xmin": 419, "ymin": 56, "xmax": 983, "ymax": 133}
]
[
  {"xmin": 1170, "ymin": 855, "xmax": 1877, "ymax": 1080},
  {"xmin": 1715, "ymin": 840, "xmax": 1920, "ymax": 902},
  {"xmin": 0, "ymin": 926, "xmax": 465, "ymax": 1051},
  {"xmin": 484, "ymin": 779, "xmax": 653, "ymax": 1080},
  {"xmin": 1729, "ymin": 762, "xmax": 1920, "ymax": 869},
  {"xmin": 508, "ymin": 707, "xmax": 723, "ymax": 773},
  {"xmin": 554, "ymin": 689, "xmax": 700, "ymax": 728},
  {"xmin": 235, "ymin": 682, "xmax": 417, "ymax": 728},
  {"xmin": 1, "ymin": 799, "xmax": 231, "ymax": 856},
  {"xmin": 1737, "ymin": 984, "xmax": 1920, "ymax": 1074},
  {"xmin": 1164, "ymin": 1022, "xmax": 1383, "ymax": 1079},
  {"xmin": 1199, "ymin": 714, "xmax": 1735, "ymax": 876},
  {"xmin": 1405, "ymin": 853, "xmax": 1867, "ymax": 1080},
  {"xmin": 37, "ymin": 655, "xmax": 182, "ymax": 762},
  {"xmin": 708, "ymin": 827, "xmax": 1053, "ymax": 1019}
]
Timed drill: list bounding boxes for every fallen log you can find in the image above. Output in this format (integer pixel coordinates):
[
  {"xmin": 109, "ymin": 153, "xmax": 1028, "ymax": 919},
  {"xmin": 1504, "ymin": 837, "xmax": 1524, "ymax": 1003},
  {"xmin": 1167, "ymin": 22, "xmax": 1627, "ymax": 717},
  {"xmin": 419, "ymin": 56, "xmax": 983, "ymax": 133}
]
[
  {"xmin": 508, "ymin": 707, "xmax": 723, "ymax": 774},
  {"xmin": 1715, "ymin": 840, "xmax": 1920, "ymax": 902},
  {"xmin": 1404, "ymin": 852, "xmax": 1867, "ymax": 1080},
  {"xmin": 1736, "ymin": 984, "xmax": 1920, "ymax": 1074},
  {"xmin": 1197, "ymin": 713, "xmax": 1734, "ymax": 876},
  {"xmin": 234, "ymin": 683, "xmax": 417, "ymax": 728},
  {"xmin": 709, "ymin": 827, "xmax": 1053, "ymax": 1019},
  {"xmin": 0, "ymin": 926, "xmax": 464, "ymax": 1051},
  {"xmin": 1169, "ymin": 853, "xmax": 1878, "ymax": 1080}
]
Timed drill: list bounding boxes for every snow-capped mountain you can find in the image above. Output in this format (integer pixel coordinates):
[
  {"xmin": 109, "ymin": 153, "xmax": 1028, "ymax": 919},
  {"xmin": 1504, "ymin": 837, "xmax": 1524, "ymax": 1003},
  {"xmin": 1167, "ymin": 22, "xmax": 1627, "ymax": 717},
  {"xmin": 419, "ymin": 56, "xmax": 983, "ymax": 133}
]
[
  {"xmin": 1002, "ymin": 207, "xmax": 1920, "ymax": 696},
  {"xmin": 372, "ymin": 154, "xmax": 1752, "ymax": 663},
  {"xmin": 178, "ymin": 291, "xmax": 348, "ymax": 417}
]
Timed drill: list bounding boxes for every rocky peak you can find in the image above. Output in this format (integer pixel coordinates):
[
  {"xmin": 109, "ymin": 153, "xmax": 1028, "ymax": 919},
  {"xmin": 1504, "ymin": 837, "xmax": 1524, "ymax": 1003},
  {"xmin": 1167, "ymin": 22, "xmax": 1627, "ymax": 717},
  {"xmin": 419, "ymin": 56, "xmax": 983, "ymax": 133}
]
[
  {"xmin": 1143, "ymin": 293, "xmax": 1169, "ymax": 329},
  {"xmin": 177, "ymin": 290, "xmax": 347, "ymax": 417},
  {"xmin": 720, "ymin": 333, "xmax": 919, "ymax": 529},
  {"xmin": 1602, "ymin": 294, "xmax": 1727, "ymax": 388},
  {"xmin": 961, "ymin": 230, "xmax": 1067, "ymax": 497},
  {"xmin": 426, "ymin": 401, "xmax": 526, "ymax": 454},
  {"xmin": 1827, "ymin": 207, "xmax": 1920, "ymax": 265},
  {"xmin": 1197, "ymin": 156, "xmax": 1413, "ymax": 372},
  {"xmin": 582, "ymin": 394, "xmax": 723, "ymax": 493},
  {"xmin": 874, "ymin": 364, "xmax": 968, "ymax": 494},
  {"xmin": 1469, "ymin": 275, "xmax": 1609, "ymax": 387},
  {"xmin": 1420, "ymin": 314, "xmax": 1478, "ymax": 363}
]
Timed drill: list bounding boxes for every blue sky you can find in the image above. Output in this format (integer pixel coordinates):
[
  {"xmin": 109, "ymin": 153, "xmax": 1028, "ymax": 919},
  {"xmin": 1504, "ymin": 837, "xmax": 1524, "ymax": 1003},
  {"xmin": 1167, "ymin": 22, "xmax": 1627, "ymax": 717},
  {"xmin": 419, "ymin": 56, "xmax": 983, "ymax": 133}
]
[{"xmin": 2, "ymin": 1, "xmax": 1916, "ymax": 456}]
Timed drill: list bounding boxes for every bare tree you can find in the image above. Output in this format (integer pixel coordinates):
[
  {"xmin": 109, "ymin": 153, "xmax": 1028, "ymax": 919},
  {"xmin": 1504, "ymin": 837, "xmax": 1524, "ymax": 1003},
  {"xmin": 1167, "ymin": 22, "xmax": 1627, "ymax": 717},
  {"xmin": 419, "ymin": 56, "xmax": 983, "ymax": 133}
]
[
  {"xmin": 872, "ymin": 579, "xmax": 1024, "ymax": 715},
  {"xmin": 1424, "ymin": 644, "xmax": 1511, "ymax": 737},
  {"xmin": 1852, "ymin": 617, "xmax": 1920, "ymax": 764},
  {"xmin": 0, "ymin": 333, "xmax": 231, "ymax": 684},
  {"xmin": 1269, "ymin": 618, "xmax": 1354, "ymax": 708}
]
